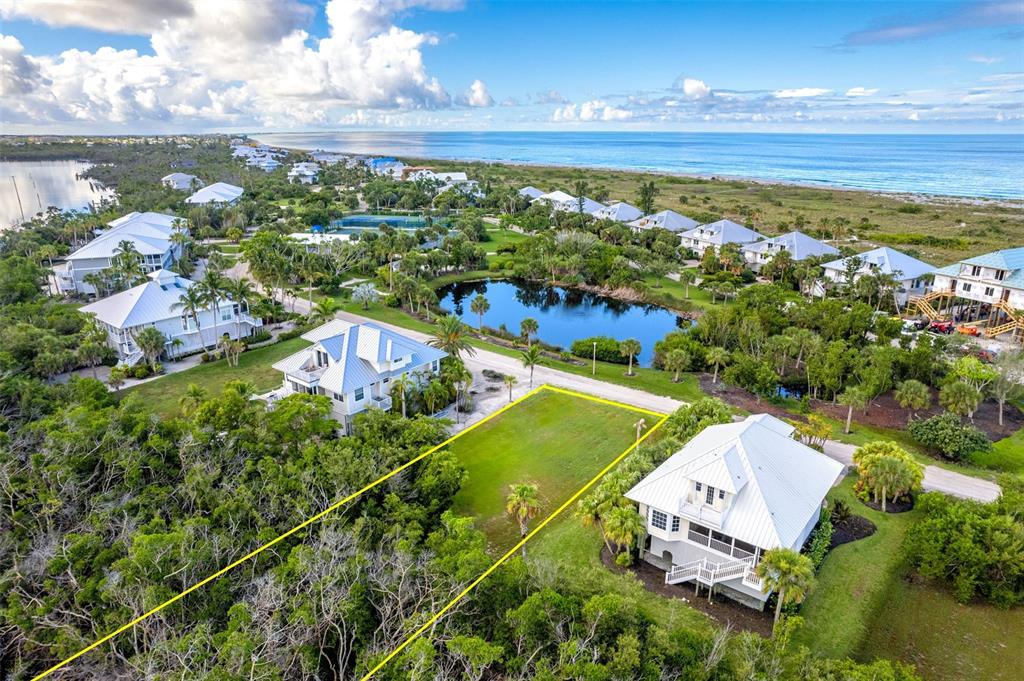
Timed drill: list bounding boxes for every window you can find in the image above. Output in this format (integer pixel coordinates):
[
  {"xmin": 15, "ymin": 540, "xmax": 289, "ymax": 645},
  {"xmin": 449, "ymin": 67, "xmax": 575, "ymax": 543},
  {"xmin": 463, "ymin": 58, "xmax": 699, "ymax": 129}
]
[
  {"xmin": 333, "ymin": 391, "xmax": 343, "ymax": 402},
  {"xmin": 671, "ymin": 516, "xmax": 680, "ymax": 532},
  {"xmin": 180, "ymin": 315, "xmax": 190, "ymax": 331},
  {"xmin": 705, "ymin": 485, "xmax": 715, "ymax": 505},
  {"xmin": 220, "ymin": 308, "xmax": 233, "ymax": 322},
  {"xmin": 651, "ymin": 509, "xmax": 668, "ymax": 531},
  {"xmin": 970, "ymin": 265, "xmax": 981, "ymax": 277},
  {"xmin": 995, "ymin": 270, "xmax": 1006, "ymax": 281},
  {"xmin": 984, "ymin": 287, "xmax": 995, "ymax": 297},
  {"xmin": 354, "ymin": 387, "xmax": 364, "ymax": 401},
  {"xmin": 718, "ymin": 489, "xmax": 725, "ymax": 500},
  {"xmin": 316, "ymin": 350, "xmax": 328, "ymax": 367},
  {"xmin": 962, "ymin": 283, "xmax": 972, "ymax": 292},
  {"xmin": 690, "ymin": 523, "xmax": 710, "ymax": 538},
  {"xmin": 695, "ymin": 482, "xmax": 702, "ymax": 492}
]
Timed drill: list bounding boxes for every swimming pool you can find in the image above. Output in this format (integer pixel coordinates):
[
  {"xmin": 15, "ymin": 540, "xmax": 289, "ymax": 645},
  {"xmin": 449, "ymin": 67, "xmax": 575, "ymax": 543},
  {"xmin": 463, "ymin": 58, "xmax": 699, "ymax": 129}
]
[{"xmin": 327, "ymin": 214, "xmax": 442, "ymax": 233}]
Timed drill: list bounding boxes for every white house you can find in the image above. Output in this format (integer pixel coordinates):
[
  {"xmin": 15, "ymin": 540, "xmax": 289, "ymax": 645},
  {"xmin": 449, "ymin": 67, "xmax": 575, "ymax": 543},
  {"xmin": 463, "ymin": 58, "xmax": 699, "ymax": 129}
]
[
  {"xmin": 271, "ymin": 320, "xmax": 448, "ymax": 434},
  {"xmin": 679, "ymin": 219, "xmax": 765, "ymax": 255},
  {"xmin": 518, "ymin": 186, "xmax": 545, "ymax": 200},
  {"xmin": 926, "ymin": 247, "xmax": 1024, "ymax": 341},
  {"xmin": 54, "ymin": 212, "xmax": 186, "ymax": 295},
  {"xmin": 368, "ymin": 157, "xmax": 406, "ymax": 178},
  {"xmin": 161, "ymin": 173, "xmax": 203, "ymax": 191},
  {"xmin": 593, "ymin": 201, "xmax": 644, "ymax": 223},
  {"xmin": 186, "ymin": 182, "xmax": 244, "ymax": 205},
  {"xmin": 533, "ymin": 190, "xmax": 605, "ymax": 214},
  {"xmin": 741, "ymin": 231, "xmax": 839, "ymax": 271},
  {"xmin": 246, "ymin": 155, "xmax": 281, "ymax": 172},
  {"xmin": 626, "ymin": 414, "xmax": 843, "ymax": 610},
  {"xmin": 288, "ymin": 162, "xmax": 321, "ymax": 184},
  {"xmin": 627, "ymin": 209, "xmax": 699, "ymax": 233},
  {"xmin": 817, "ymin": 247, "xmax": 934, "ymax": 307},
  {"xmin": 80, "ymin": 269, "xmax": 262, "ymax": 366}
]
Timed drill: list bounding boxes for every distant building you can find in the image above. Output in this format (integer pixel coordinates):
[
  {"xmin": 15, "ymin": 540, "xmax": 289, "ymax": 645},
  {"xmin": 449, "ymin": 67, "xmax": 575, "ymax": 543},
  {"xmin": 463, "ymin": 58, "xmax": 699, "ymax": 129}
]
[
  {"xmin": 185, "ymin": 182, "xmax": 244, "ymax": 205},
  {"xmin": 626, "ymin": 413, "xmax": 843, "ymax": 610},
  {"xmin": 271, "ymin": 320, "xmax": 447, "ymax": 434},
  {"xmin": 53, "ymin": 212, "xmax": 185, "ymax": 295},
  {"xmin": 288, "ymin": 162, "xmax": 321, "ymax": 184},
  {"xmin": 518, "ymin": 186, "xmax": 545, "ymax": 200},
  {"xmin": 925, "ymin": 247, "xmax": 1024, "ymax": 342},
  {"xmin": 161, "ymin": 173, "xmax": 203, "ymax": 191},
  {"xmin": 593, "ymin": 201, "xmax": 644, "ymax": 223},
  {"xmin": 81, "ymin": 269, "xmax": 261, "ymax": 366},
  {"xmin": 679, "ymin": 219, "xmax": 765, "ymax": 255},
  {"xmin": 368, "ymin": 157, "xmax": 406, "ymax": 178},
  {"xmin": 741, "ymin": 231, "xmax": 839, "ymax": 271},
  {"xmin": 246, "ymin": 155, "xmax": 281, "ymax": 172},
  {"xmin": 533, "ymin": 190, "xmax": 605, "ymax": 214},
  {"xmin": 818, "ymin": 247, "xmax": 934, "ymax": 306},
  {"xmin": 628, "ymin": 209, "xmax": 699, "ymax": 233}
]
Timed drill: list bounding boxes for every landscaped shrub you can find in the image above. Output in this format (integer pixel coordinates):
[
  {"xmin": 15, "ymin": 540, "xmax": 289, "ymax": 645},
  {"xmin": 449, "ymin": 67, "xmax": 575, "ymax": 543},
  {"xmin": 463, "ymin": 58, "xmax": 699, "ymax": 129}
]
[
  {"xmin": 130, "ymin": 364, "xmax": 151, "ymax": 379},
  {"xmin": 241, "ymin": 329, "xmax": 272, "ymax": 346},
  {"xmin": 571, "ymin": 336, "xmax": 625, "ymax": 364},
  {"xmin": 803, "ymin": 506, "xmax": 834, "ymax": 570},
  {"xmin": 908, "ymin": 413, "xmax": 991, "ymax": 462},
  {"xmin": 652, "ymin": 330, "xmax": 706, "ymax": 370}
]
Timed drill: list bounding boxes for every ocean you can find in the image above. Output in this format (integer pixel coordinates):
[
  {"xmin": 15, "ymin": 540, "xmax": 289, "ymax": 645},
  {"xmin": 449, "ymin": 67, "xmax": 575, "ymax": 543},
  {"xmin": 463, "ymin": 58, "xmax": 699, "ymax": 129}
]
[{"xmin": 255, "ymin": 131, "xmax": 1024, "ymax": 200}]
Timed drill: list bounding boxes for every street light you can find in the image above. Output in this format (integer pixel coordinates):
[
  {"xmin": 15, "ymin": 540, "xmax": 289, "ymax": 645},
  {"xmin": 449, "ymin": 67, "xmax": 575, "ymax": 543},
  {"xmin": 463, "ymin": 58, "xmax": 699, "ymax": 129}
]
[{"xmin": 592, "ymin": 341, "xmax": 597, "ymax": 376}]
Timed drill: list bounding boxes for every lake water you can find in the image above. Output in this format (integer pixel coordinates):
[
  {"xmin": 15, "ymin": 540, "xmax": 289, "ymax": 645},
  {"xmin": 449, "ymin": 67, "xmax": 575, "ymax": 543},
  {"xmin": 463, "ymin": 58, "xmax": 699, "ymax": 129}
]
[
  {"xmin": 0, "ymin": 160, "xmax": 112, "ymax": 228},
  {"xmin": 438, "ymin": 279, "xmax": 684, "ymax": 366},
  {"xmin": 256, "ymin": 131, "xmax": 1024, "ymax": 200}
]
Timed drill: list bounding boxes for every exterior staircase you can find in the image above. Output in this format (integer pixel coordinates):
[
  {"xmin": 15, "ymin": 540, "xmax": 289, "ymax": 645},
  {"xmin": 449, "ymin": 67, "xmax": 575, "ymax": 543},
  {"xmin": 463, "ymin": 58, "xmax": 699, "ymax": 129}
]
[
  {"xmin": 983, "ymin": 301, "xmax": 1024, "ymax": 340},
  {"xmin": 665, "ymin": 556, "xmax": 763, "ymax": 590},
  {"xmin": 909, "ymin": 290, "xmax": 952, "ymax": 321},
  {"xmin": 120, "ymin": 350, "xmax": 145, "ymax": 368}
]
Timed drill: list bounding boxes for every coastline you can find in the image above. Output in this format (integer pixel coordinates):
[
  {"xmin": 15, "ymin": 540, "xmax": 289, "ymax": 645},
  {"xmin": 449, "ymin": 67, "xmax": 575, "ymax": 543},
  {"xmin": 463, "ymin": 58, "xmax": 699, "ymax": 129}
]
[{"xmin": 254, "ymin": 136, "xmax": 1024, "ymax": 208}]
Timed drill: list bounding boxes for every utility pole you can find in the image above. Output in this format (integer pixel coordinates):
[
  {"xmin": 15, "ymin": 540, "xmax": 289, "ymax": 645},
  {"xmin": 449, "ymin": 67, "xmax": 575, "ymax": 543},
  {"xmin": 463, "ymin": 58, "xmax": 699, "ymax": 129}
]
[
  {"xmin": 10, "ymin": 176, "xmax": 25, "ymax": 223},
  {"xmin": 592, "ymin": 341, "xmax": 597, "ymax": 376}
]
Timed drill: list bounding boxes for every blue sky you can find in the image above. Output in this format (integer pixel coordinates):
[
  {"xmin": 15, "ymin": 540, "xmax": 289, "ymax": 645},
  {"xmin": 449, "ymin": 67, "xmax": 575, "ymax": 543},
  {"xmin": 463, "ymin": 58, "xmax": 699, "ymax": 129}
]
[{"xmin": 1, "ymin": 0, "xmax": 1022, "ymax": 133}]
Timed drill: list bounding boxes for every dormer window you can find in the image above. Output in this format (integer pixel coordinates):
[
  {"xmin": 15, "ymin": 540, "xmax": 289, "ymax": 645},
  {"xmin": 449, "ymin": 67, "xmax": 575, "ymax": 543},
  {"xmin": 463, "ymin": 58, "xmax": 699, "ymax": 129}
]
[{"xmin": 316, "ymin": 349, "xmax": 328, "ymax": 367}]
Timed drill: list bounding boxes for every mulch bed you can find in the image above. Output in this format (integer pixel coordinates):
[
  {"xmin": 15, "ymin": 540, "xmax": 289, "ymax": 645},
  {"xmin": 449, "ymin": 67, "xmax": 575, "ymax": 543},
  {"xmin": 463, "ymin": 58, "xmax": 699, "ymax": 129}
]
[
  {"xmin": 862, "ymin": 495, "xmax": 915, "ymax": 514},
  {"xmin": 697, "ymin": 373, "xmax": 1022, "ymax": 441},
  {"xmin": 830, "ymin": 514, "xmax": 877, "ymax": 549},
  {"xmin": 599, "ymin": 548, "xmax": 774, "ymax": 638}
]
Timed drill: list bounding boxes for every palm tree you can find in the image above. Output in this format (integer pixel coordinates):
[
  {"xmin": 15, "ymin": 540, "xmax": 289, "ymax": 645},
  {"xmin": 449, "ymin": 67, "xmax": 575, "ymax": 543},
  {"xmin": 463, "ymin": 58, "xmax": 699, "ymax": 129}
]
[
  {"xmin": 311, "ymin": 297, "xmax": 340, "ymax": 324},
  {"xmin": 76, "ymin": 340, "xmax": 105, "ymax": 380},
  {"xmin": 572, "ymin": 179, "xmax": 590, "ymax": 216},
  {"xmin": 470, "ymin": 294, "xmax": 490, "ymax": 331},
  {"xmin": 636, "ymin": 180, "xmax": 658, "ymax": 215},
  {"xmin": 430, "ymin": 314, "xmax": 476, "ymax": 360},
  {"xmin": 198, "ymin": 270, "xmax": 229, "ymax": 351},
  {"xmin": 503, "ymin": 374, "xmax": 517, "ymax": 402},
  {"xmin": 520, "ymin": 345, "xmax": 542, "ymax": 387},
  {"xmin": 423, "ymin": 378, "xmax": 450, "ymax": 414},
  {"xmin": 179, "ymin": 383, "xmax": 208, "ymax": 416},
  {"xmin": 169, "ymin": 337, "xmax": 184, "ymax": 361},
  {"xmin": 663, "ymin": 349, "xmax": 690, "ymax": 383},
  {"xmin": 575, "ymin": 492, "xmax": 616, "ymax": 554},
  {"xmin": 352, "ymin": 282, "xmax": 379, "ymax": 310},
  {"xmin": 172, "ymin": 286, "xmax": 206, "ymax": 342},
  {"xmin": 755, "ymin": 547, "xmax": 814, "ymax": 634},
  {"xmin": 679, "ymin": 269, "xmax": 696, "ymax": 298},
  {"xmin": 940, "ymin": 380, "xmax": 981, "ymax": 421},
  {"xmin": 706, "ymin": 347, "xmax": 729, "ymax": 384},
  {"xmin": 391, "ymin": 373, "xmax": 413, "ymax": 417},
  {"xmin": 895, "ymin": 379, "xmax": 931, "ymax": 425},
  {"xmin": 225, "ymin": 278, "xmax": 257, "ymax": 339},
  {"xmin": 838, "ymin": 385, "xmax": 869, "ymax": 434},
  {"xmin": 603, "ymin": 505, "xmax": 645, "ymax": 560},
  {"xmin": 620, "ymin": 338, "xmax": 641, "ymax": 377},
  {"xmin": 133, "ymin": 326, "xmax": 167, "ymax": 370},
  {"xmin": 506, "ymin": 483, "xmax": 541, "ymax": 559},
  {"xmin": 520, "ymin": 317, "xmax": 538, "ymax": 348}
]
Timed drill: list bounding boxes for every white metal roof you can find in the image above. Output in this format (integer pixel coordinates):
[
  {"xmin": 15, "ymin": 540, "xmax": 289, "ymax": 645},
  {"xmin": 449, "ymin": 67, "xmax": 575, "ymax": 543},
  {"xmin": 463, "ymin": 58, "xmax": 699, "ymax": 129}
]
[
  {"xmin": 518, "ymin": 186, "xmax": 545, "ymax": 199},
  {"xmin": 186, "ymin": 182, "xmax": 244, "ymax": 205},
  {"xmin": 80, "ymin": 270, "xmax": 199, "ymax": 328},
  {"xmin": 161, "ymin": 173, "xmax": 202, "ymax": 190},
  {"xmin": 742, "ymin": 230, "xmax": 839, "ymax": 261},
  {"xmin": 822, "ymin": 246, "xmax": 935, "ymax": 280},
  {"xmin": 625, "ymin": 414, "xmax": 843, "ymax": 550},
  {"xmin": 680, "ymin": 219, "xmax": 765, "ymax": 246},
  {"xmin": 627, "ymin": 209, "xmax": 699, "ymax": 233},
  {"xmin": 593, "ymin": 201, "xmax": 644, "ymax": 222}
]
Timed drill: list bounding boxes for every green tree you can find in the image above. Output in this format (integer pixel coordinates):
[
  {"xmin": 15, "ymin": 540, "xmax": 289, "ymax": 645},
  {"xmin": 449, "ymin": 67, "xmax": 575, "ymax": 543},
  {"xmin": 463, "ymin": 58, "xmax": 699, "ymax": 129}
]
[
  {"xmin": 108, "ymin": 365, "xmax": 128, "ymax": 394},
  {"xmin": 503, "ymin": 374, "xmax": 517, "ymax": 403},
  {"xmin": 636, "ymin": 180, "xmax": 659, "ymax": 215},
  {"xmin": 311, "ymin": 297, "xmax": 340, "ymax": 324},
  {"xmin": 895, "ymin": 379, "xmax": 932, "ymax": 424},
  {"xmin": 620, "ymin": 338, "xmax": 641, "ymax": 377},
  {"xmin": 171, "ymin": 286, "xmax": 206, "ymax": 344},
  {"xmin": 506, "ymin": 483, "xmax": 541, "ymax": 558},
  {"xmin": 423, "ymin": 378, "xmax": 450, "ymax": 414},
  {"xmin": 838, "ymin": 385, "xmax": 870, "ymax": 434},
  {"xmin": 663, "ymin": 348, "xmax": 690, "ymax": 383},
  {"xmin": 133, "ymin": 326, "xmax": 167, "ymax": 370},
  {"xmin": 76, "ymin": 339, "xmax": 105, "ymax": 380},
  {"xmin": 988, "ymin": 351, "xmax": 1024, "ymax": 427},
  {"xmin": 179, "ymin": 383, "xmax": 208, "ymax": 416},
  {"xmin": 940, "ymin": 380, "xmax": 982, "ymax": 421},
  {"xmin": 225, "ymin": 277, "xmax": 257, "ymax": 339},
  {"xmin": 755, "ymin": 547, "xmax": 815, "ymax": 634},
  {"xmin": 520, "ymin": 344, "xmax": 542, "ymax": 387},
  {"xmin": 853, "ymin": 441, "xmax": 924, "ymax": 512},
  {"xmin": 603, "ymin": 505, "xmax": 645, "ymax": 562},
  {"xmin": 679, "ymin": 269, "xmax": 696, "ymax": 299},
  {"xmin": 470, "ymin": 294, "xmax": 490, "ymax": 331},
  {"xmin": 391, "ymin": 373, "xmax": 413, "ymax": 417},
  {"xmin": 352, "ymin": 282, "xmax": 379, "ymax": 309},
  {"xmin": 430, "ymin": 314, "xmax": 476, "ymax": 360},
  {"xmin": 706, "ymin": 346, "xmax": 729, "ymax": 384},
  {"xmin": 519, "ymin": 317, "xmax": 538, "ymax": 348}
]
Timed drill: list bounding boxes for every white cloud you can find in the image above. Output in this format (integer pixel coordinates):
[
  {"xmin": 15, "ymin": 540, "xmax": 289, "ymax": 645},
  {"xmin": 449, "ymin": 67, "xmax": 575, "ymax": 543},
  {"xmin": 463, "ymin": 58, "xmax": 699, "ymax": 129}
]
[
  {"xmin": 534, "ymin": 89, "xmax": 567, "ymax": 104},
  {"xmin": 773, "ymin": 87, "xmax": 832, "ymax": 98},
  {"xmin": 0, "ymin": 34, "xmax": 43, "ymax": 95},
  {"xmin": 908, "ymin": 111, "xmax": 920, "ymax": 121},
  {"xmin": 673, "ymin": 76, "xmax": 711, "ymax": 99},
  {"xmin": 459, "ymin": 79, "xmax": 493, "ymax": 107},
  {"xmin": 0, "ymin": 0, "xmax": 196, "ymax": 34},
  {"xmin": 845, "ymin": 86, "xmax": 879, "ymax": 97},
  {"xmin": 552, "ymin": 99, "xmax": 631, "ymax": 122},
  {"xmin": 968, "ymin": 54, "xmax": 1004, "ymax": 64}
]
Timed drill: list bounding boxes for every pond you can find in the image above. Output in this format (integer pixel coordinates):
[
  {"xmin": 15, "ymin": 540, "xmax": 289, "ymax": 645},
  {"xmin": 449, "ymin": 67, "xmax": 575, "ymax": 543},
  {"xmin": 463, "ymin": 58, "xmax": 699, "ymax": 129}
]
[
  {"xmin": 438, "ymin": 279, "xmax": 685, "ymax": 367},
  {"xmin": 328, "ymin": 213, "xmax": 446, "ymax": 236},
  {"xmin": 1, "ymin": 160, "xmax": 112, "ymax": 229}
]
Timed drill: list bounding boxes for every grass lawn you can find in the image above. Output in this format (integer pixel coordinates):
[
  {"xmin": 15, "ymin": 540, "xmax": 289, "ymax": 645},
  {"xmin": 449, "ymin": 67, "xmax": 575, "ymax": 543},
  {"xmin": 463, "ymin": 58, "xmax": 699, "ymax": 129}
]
[
  {"xmin": 484, "ymin": 227, "xmax": 530, "ymax": 252},
  {"xmin": 971, "ymin": 429, "xmax": 1024, "ymax": 475},
  {"xmin": 126, "ymin": 337, "xmax": 310, "ymax": 418},
  {"xmin": 795, "ymin": 476, "xmax": 919, "ymax": 659},
  {"xmin": 444, "ymin": 389, "xmax": 640, "ymax": 552},
  {"xmin": 857, "ymin": 579, "xmax": 1024, "ymax": 681}
]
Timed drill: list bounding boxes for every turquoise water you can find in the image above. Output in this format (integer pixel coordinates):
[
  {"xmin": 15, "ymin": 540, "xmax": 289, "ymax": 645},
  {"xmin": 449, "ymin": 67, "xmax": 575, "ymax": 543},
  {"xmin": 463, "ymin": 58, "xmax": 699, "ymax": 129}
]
[
  {"xmin": 438, "ymin": 279, "xmax": 683, "ymax": 366},
  {"xmin": 258, "ymin": 131, "xmax": 1024, "ymax": 200}
]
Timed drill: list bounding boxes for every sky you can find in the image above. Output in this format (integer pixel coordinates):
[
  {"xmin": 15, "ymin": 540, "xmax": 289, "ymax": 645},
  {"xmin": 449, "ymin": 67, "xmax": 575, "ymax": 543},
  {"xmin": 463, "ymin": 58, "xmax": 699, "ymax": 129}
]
[{"xmin": 1, "ymin": 0, "xmax": 1022, "ymax": 134}]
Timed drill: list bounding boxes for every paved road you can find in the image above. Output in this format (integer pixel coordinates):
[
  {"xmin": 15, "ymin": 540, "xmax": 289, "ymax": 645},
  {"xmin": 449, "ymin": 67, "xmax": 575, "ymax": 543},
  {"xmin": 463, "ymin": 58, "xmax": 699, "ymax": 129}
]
[{"xmin": 232, "ymin": 261, "xmax": 1003, "ymax": 504}]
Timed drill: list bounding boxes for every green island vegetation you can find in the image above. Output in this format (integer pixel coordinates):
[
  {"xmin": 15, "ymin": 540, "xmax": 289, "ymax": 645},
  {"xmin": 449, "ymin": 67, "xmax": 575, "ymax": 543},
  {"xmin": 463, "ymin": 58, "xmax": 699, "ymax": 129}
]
[{"xmin": 1, "ymin": 136, "xmax": 1021, "ymax": 680}]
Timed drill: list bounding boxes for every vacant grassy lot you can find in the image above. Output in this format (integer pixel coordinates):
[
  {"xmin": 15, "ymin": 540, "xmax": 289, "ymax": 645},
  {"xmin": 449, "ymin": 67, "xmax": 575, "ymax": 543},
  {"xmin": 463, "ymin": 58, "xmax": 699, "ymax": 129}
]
[
  {"xmin": 126, "ymin": 337, "xmax": 310, "ymax": 418},
  {"xmin": 444, "ymin": 388, "xmax": 642, "ymax": 551}
]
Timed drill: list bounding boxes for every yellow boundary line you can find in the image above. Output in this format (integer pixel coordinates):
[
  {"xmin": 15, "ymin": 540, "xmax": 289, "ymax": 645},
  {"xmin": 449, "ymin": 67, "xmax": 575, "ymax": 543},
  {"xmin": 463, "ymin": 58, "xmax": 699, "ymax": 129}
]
[
  {"xmin": 360, "ymin": 402, "xmax": 669, "ymax": 680},
  {"xmin": 32, "ymin": 384, "xmax": 660, "ymax": 680}
]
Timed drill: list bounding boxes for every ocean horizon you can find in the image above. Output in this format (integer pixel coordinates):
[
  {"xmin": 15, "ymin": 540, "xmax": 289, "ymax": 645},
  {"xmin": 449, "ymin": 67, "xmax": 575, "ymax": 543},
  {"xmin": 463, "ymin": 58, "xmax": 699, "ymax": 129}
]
[{"xmin": 254, "ymin": 131, "xmax": 1024, "ymax": 201}]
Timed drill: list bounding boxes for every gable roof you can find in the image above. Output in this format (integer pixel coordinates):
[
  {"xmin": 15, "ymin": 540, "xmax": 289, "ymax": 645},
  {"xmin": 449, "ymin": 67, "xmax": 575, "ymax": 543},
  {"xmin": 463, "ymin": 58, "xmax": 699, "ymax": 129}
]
[
  {"xmin": 822, "ymin": 246, "xmax": 934, "ymax": 280},
  {"xmin": 593, "ymin": 201, "xmax": 644, "ymax": 222},
  {"xmin": 960, "ymin": 247, "xmax": 1024, "ymax": 274},
  {"xmin": 275, "ymin": 321, "xmax": 448, "ymax": 394},
  {"xmin": 518, "ymin": 186, "xmax": 545, "ymax": 199},
  {"xmin": 80, "ymin": 269, "xmax": 197, "ymax": 328},
  {"xmin": 625, "ymin": 414, "xmax": 843, "ymax": 549},
  {"xmin": 742, "ymin": 231, "xmax": 839, "ymax": 261},
  {"xmin": 66, "ymin": 230, "xmax": 171, "ymax": 261},
  {"xmin": 186, "ymin": 182, "xmax": 243, "ymax": 205},
  {"xmin": 161, "ymin": 173, "xmax": 202, "ymax": 189},
  {"xmin": 680, "ymin": 219, "xmax": 765, "ymax": 245},
  {"xmin": 627, "ymin": 209, "xmax": 699, "ymax": 233}
]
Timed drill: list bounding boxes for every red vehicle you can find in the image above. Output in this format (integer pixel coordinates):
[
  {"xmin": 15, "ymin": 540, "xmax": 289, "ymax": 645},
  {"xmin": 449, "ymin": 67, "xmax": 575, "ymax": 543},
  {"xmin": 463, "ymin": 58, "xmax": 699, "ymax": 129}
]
[
  {"xmin": 928, "ymin": 320, "xmax": 955, "ymax": 334},
  {"xmin": 957, "ymin": 324, "xmax": 982, "ymax": 337}
]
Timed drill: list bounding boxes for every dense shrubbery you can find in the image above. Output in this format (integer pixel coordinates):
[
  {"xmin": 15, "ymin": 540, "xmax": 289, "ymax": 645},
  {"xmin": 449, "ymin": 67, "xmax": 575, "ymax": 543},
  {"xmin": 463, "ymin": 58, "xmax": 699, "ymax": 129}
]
[
  {"xmin": 904, "ymin": 481, "xmax": 1024, "ymax": 607},
  {"xmin": 804, "ymin": 507, "xmax": 834, "ymax": 569},
  {"xmin": 908, "ymin": 413, "xmax": 991, "ymax": 462},
  {"xmin": 571, "ymin": 335, "xmax": 626, "ymax": 364}
]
